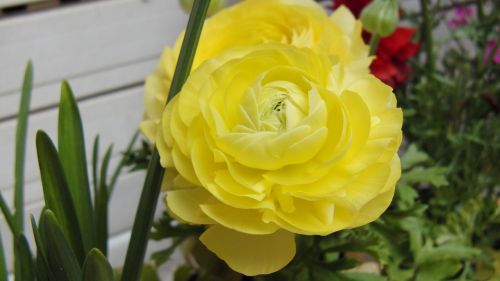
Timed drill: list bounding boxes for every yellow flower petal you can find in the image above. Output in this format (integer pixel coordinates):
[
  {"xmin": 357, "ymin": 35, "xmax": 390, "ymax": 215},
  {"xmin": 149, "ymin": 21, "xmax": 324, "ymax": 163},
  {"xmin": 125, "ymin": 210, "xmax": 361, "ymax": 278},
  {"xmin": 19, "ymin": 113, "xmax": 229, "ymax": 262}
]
[
  {"xmin": 200, "ymin": 225, "xmax": 295, "ymax": 276},
  {"xmin": 201, "ymin": 203, "xmax": 278, "ymax": 234},
  {"xmin": 166, "ymin": 188, "xmax": 215, "ymax": 225}
]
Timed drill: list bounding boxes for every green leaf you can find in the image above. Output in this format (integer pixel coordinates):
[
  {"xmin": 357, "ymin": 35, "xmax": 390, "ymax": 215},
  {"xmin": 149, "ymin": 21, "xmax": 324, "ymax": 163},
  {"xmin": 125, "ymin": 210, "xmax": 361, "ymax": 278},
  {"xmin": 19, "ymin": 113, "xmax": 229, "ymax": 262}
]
[
  {"xmin": 82, "ymin": 249, "xmax": 114, "ymax": 281},
  {"xmin": 92, "ymin": 135, "xmax": 100, "ymax": 199},
  {"xmin": 401, "ymin": 144, "xmax": 430, "ymax": 170},
  {"xmin": 58, "ymin": 81, "xmax": 95, "ymax": 254},
  {"xmin": 402, "ymin": 166, "xmax": 448, "ymax": 187},
  {"xmin": 31, "ymin": 214, "xmax": 52, "ymax": 281},
  {"xmin": 337, "ymin": 272, "xmax": 388, "ymax": 281},
  {"xmin": 140, "ymin": 265, "xmax": 160, "ymax": 281},
  {"xmin": 416, "ymin": 243, "xmax": 480, "ymax": 265},
  {"xmin": 396, "ymin": 183, "xmax": 418, "ymax": 206},
  {"xmin": 95, "ymin": 145, "xmax": 113, "ymax": 255},
  {"xmin": 150, "ymin": 239, "xmax": 182, "ymax": 267},
  {"xmin": 173, "ymin": 266, "xmax": 194, "ymax": 281},
  {"xmin": 14, "ymin": 234, "xmax": 35, "ymax": 281},
  {"xmin": 108, "ymin": 131, "xmax": 139, "ymax": 195},
  {"xmin": 415, "ymin": 259, "xmax": 463, "ymax": 281},
  {"xmin": 39, "ymin": 209, "xmax": 82, "ymax": 281},
  {"xmin": 119, "ymin": 1, "xmax": 211, "ymax": 280},
  {"xmin": 14, "ymin": 61, "xmax": 33, "ymax": 232},
  {"xmin": 0, "ymin": 193, "xmax": 16, "ymax": 236},
  {"xmin": 36, "ymin": 130, "xmax": 85, "ymax": 262},
  {"xmin": 0, "ymin": 233, "xmax": 7, "ymax": 281}
]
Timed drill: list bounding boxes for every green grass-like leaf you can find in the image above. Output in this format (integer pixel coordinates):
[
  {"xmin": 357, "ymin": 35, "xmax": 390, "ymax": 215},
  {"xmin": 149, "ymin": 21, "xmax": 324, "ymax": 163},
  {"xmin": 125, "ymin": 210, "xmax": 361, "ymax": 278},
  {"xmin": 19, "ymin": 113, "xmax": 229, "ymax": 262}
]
[
  {"xmin": 0, "ymin": 233, "xmax": 7, "ymax": 281},
  {"xmin": 119, "ymin": 1, "xmax": 211, "ymax": 281},
  {"xmin": 58, "ymin": 81, "xmax": 96, "ymax": 254},
  {"xmin": 39, "ymin": 209, "xmax": 82, "ymax": 281},
  {"xmin": 14, "ymin": 234, "xmax": 35, "ymax": 281},
  {"xmin": 95, "ymin": 145, "xmax": 113, "ymax": 255},
  {"xmin": 82, "ymin": 249, "xmax": 115, "ymax": 281},
  {"xmin": 14, "ymin": 61, "xmax": 33, "ymax": 232},
  {"xmin": 36, "ymin": 130, "xmax": 85, "ymax": 263}
]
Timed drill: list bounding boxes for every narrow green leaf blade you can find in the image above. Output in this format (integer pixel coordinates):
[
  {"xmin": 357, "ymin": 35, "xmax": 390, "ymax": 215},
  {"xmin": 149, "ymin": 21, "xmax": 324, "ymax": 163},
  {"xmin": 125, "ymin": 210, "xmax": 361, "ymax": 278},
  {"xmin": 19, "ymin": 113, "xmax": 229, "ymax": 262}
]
[
  {"xmin": 58, "ymin": 81, "xmax": 95, "ymax": 253},
  {"xmin": 120, "ymin": 1, "xmax": 211, "ymax": 280},
  {"xmin": 14, "ymin": 61, "xmax": 33, "ymax": 232},
  {"xmin": 92, "ymin": 135, "xmax": 100, "ymax": 198},
  {"xmin": 0, "ymin": 233, "xmax": 7, "ymax": 281},
  {"xmin": 39, "ymin": 210, "xmax": 82, "ymax": 281},
  {"xmin": 82, "ymin": 249, "xmax": 114, "ymax": 281},
  {"xmin": 95, "ymin": 145, "xmax": 113, "ymax": 255},
  {"xmin": 36, "ymin": 130, "xmax": 85, "ymax": 262},
  {"xmin": 14, "ymin": 234, "xmax": 35, "ymax": 281},
  {"xmin": 31, "ymin": 214, "xmax": 56, "ymax": 281},
  {"xmin": 0, "ymin": 192, "xmax": 16, "ymax": 236}
]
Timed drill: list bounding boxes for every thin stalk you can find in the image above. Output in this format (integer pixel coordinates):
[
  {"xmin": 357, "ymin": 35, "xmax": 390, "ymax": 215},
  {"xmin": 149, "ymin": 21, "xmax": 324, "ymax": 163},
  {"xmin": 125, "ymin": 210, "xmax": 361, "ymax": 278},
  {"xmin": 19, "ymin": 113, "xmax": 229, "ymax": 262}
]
[
  {"xmin": 108, "ymin": 130, "xmax": 140, "ymax": 196},
  {"xmin": 420, "ymin": 0, "xmax": 435, "ymax": 74},
  {"xmin": 369, "ymin": 34, "xmax": 381, "ymax": 56},
  {"xmin": 476, "ymin": 0, "xmax": 485, "ymax": 21},
  {"xmin": 119, "ymin": 1, "xmax": 210, "ymax": 280}
]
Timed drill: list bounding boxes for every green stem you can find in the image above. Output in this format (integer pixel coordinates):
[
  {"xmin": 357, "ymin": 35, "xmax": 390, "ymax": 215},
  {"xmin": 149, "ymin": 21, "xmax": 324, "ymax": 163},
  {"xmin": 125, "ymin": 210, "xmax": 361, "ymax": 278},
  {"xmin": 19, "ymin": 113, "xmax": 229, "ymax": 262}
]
[
  {"xmin": 369, "ymin": 34, "xmax": 380, "ymax": 56},
  {"xmin": 476, "ymin": 0, "xmax": 485, "ymax": 21},
  {"xmin": 420, "ymin": 0, "xmax": 435, "ymax": 74},
  {"xmin": 108, "ymin": 130, "xmax": 139, "ymax": 196},
  {"xmin": 119, "ymin": 1, "xmax": 210, "ymax": 280}
]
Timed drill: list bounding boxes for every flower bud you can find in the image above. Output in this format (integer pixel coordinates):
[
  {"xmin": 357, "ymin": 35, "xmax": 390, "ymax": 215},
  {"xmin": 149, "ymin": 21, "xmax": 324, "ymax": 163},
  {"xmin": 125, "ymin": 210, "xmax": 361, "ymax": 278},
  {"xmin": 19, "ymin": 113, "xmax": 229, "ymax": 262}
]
[
  {"xmin": 179, "ymin": 0, "xmax": 226, "ymax": 16},
  {"xmin": 360, "ymin": 0, "xmax": 399, "ymax": 37}
]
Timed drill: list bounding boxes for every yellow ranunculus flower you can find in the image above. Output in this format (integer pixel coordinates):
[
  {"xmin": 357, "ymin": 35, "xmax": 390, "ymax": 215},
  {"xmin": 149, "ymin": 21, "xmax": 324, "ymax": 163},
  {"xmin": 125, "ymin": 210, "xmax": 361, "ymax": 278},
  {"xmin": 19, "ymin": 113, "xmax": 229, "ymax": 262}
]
[
  {"xmin": 141, "ymin": 0, "xmax": 368, "ymax": 141},
  {"xmin": 156, "ymin": 43, "xmax": 402, "ymax": 276}
]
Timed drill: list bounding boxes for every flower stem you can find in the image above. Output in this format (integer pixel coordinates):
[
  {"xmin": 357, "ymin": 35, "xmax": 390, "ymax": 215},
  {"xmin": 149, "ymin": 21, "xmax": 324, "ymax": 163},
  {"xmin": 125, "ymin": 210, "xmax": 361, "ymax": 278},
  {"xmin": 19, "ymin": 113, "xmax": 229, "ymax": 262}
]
[
  {"xmin": 119, "ymin": 1, "xmax": 210, "ymax": 281},
  {"xmin": 369, "ymin": 34, "xmax": 380, "ymax": 56},
  {"xmin": 420, "ymin": 0, "xmax": 435, "ymax": 74}
]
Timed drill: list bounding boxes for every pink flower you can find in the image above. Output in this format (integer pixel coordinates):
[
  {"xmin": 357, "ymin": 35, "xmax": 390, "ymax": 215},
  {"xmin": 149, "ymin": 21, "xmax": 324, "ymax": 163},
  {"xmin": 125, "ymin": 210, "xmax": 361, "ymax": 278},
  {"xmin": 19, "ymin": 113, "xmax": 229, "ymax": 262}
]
[
  {"xmin": 484, "ymin": 40, "xmax": 500, "ymax": 64},
  {"xmin": 448, "ymin": 6, "xmax": 474, "ymax": 28}
]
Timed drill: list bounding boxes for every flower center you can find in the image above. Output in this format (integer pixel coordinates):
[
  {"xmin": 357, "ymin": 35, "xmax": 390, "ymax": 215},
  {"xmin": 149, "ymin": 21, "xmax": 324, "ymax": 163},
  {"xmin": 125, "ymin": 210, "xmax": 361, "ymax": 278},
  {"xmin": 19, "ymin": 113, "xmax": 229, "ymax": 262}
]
[{"xmin": 259, "ymin": 92, "xmax": 288, "ymax": 131}]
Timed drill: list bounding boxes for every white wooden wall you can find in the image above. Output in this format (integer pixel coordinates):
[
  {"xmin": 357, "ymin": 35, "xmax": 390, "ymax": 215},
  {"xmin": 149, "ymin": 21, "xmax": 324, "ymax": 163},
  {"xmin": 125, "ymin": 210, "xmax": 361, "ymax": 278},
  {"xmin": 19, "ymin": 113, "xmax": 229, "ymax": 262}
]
[{"xmin": 0, "ymin": 0, "xmax": 187, "ymax": 277}]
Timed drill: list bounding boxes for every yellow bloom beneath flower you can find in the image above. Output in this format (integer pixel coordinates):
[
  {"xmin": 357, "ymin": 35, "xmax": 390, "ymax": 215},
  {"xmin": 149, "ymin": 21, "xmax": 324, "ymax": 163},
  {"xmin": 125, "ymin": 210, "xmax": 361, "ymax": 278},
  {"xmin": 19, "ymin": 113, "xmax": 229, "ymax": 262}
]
[
  {"xmin": 141, "ymin": 0, "xmax": 368, "ymax": 141},
  {"xmin": 156, "ymin": 43, "xmax": 402, "ymax": 276}
]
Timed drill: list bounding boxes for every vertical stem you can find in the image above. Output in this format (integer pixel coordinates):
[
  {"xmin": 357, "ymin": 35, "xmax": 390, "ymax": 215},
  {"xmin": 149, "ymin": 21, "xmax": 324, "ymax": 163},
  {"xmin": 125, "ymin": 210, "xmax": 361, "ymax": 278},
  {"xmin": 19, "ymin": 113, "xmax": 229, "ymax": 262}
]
[
  {"xmin": 119, "ymin": 1, "xmax": 210, "ymax": 281},
  {"xmin": 369, "ymin": 34, "xmax": 381, "ymax": 56},
  {"xmin": 420, "ymin": 0, "xmax": 435, "ymax": 74}
]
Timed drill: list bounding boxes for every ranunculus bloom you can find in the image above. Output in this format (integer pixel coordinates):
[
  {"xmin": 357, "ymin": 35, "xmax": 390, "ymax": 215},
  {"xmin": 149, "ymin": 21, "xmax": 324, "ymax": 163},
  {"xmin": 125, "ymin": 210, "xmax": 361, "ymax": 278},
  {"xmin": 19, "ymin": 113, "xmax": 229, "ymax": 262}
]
[
  {"xmin": 141, "ymin": 0, "xmax": 368, "ymax": 142},
  {"xmin": 156, "ymin": 44, "xmax": 402, "ymax": 275}
]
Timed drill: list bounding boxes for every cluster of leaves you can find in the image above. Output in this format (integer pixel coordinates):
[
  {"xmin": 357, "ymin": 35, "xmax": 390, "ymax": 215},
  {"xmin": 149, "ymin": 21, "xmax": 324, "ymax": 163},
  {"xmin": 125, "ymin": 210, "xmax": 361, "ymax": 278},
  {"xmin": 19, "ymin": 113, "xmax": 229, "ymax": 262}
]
[{"xmin": 0, "ymin": 62, "xmax": 153, "ymax": 281}]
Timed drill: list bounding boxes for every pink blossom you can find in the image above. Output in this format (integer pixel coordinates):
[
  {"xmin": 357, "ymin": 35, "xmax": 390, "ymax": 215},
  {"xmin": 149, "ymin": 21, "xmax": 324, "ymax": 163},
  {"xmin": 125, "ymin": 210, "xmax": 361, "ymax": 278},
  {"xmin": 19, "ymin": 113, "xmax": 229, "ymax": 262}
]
[
  {"xmin": 484, "ymin": 40, "xmax": 500, "ymax": 64},
  {"xmin": 448, "ymin": 6, "xmax": 474, "ymax": 28}
]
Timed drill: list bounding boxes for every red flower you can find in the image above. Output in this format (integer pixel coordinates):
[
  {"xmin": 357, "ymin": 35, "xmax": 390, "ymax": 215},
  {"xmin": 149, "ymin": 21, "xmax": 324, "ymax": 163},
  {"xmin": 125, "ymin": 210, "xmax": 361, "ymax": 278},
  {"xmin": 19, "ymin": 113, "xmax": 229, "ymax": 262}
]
[
  {"xmin": 333, "ymin": 0, "xmax": 419, "ymax": 88},
  {"xmin": 371, "ymin": 27, "xmax": 420, "ymax": 88}
]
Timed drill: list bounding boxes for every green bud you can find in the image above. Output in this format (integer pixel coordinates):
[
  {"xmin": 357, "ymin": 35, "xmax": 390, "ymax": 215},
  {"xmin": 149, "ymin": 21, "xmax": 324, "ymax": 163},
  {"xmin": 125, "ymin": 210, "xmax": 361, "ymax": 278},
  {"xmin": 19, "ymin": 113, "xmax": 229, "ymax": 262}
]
[
  {"xmin": 179, "ymin": 0, "xmax": 226, "ymax": 16},
  {"xmin": 360, "ymin": 0, "xmax": 399, "ymax": 37}
]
